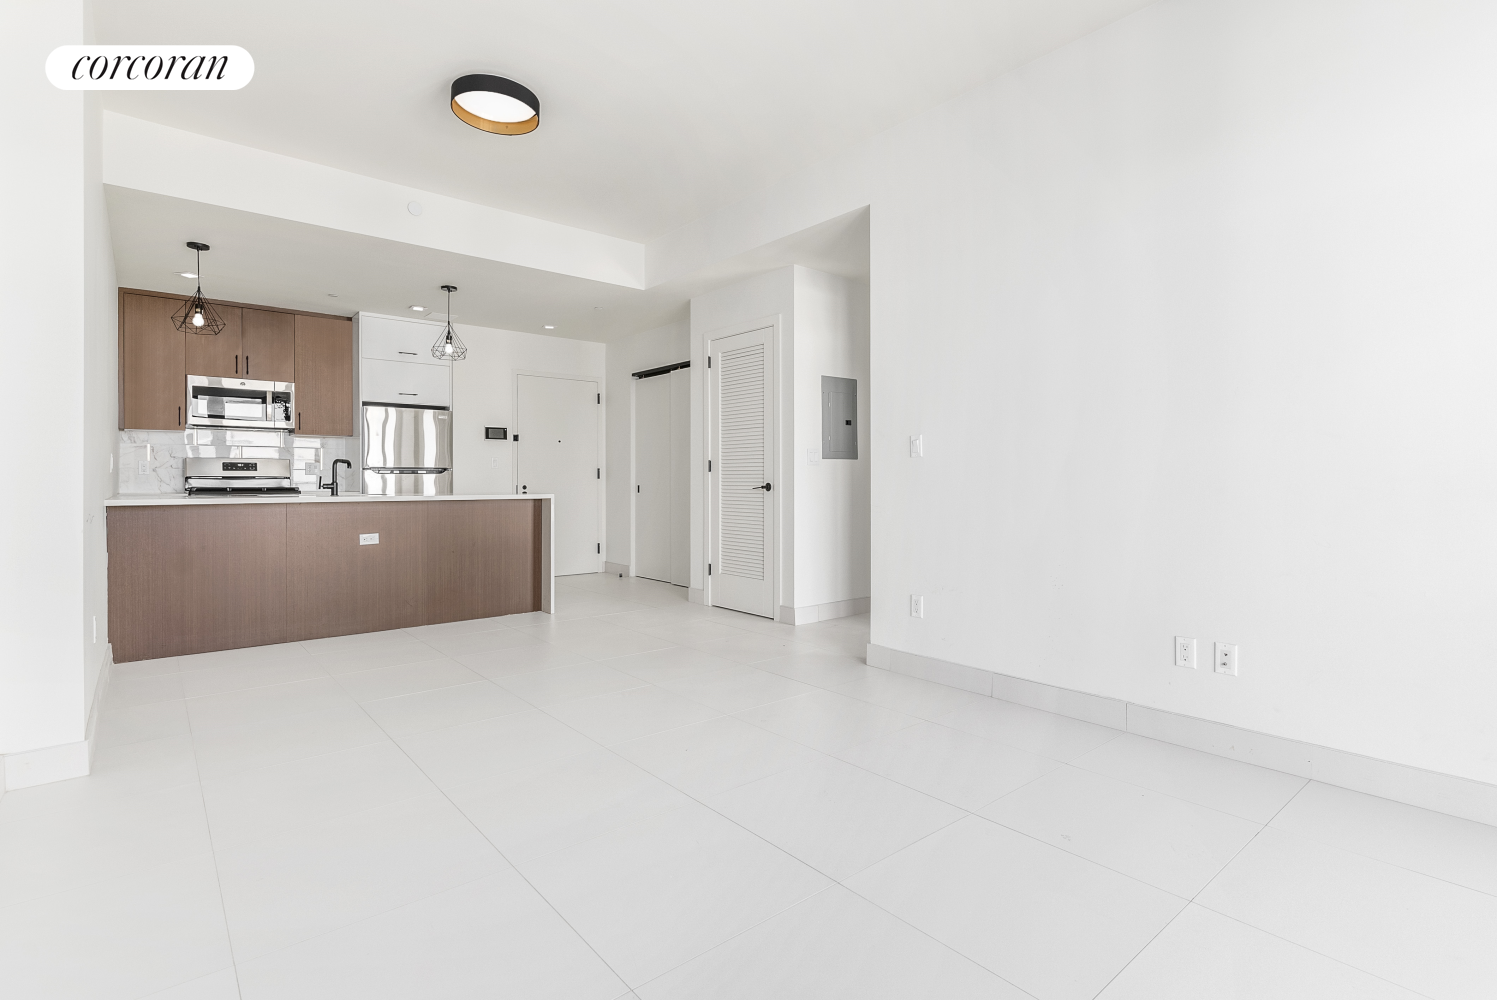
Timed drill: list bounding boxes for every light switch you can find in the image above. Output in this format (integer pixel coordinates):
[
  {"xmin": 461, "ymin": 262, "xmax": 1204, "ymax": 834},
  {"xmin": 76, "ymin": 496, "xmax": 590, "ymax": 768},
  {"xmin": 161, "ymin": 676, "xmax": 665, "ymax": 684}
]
[
  {"xmin": 910, "ymin": 435, "xmax": 923, "ymax": 458},
  {"xmin": 806, "ymin": 448, "xmax": 820, "ymax": 465},
  {"xmin": 359, "ymin": 533, "xmax": 379, "ymax": 545}
]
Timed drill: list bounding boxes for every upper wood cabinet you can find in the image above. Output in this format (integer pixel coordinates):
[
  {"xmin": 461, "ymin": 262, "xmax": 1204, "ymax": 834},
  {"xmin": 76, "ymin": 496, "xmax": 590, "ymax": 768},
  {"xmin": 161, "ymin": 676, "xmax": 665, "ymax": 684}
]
[
  {"xmin": 182, "ymin": 304, "xmax": 243, "ymax": 378},
  {"xmin": 242, "ymin": 309, "xmax": 296, "ymax": 382},
  {"xmin": 120, "ymin": 291, "xmax": 186, "ymax": 430},
  {"xmin": 120, "ymin": 288, "xmax": 353, "ymax": 436},
  {"xmin": 294, "ymin": 313, "xmax": 354, "ymax": 436}
]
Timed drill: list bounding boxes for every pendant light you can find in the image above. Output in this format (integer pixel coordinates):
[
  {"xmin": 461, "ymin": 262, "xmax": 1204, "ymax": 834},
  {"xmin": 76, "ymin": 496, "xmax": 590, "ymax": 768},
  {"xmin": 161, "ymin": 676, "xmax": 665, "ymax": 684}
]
[
  {"xmin": 171, "ymin": 242, "xmax": 228, "ymax": 336},
  {"xmin": 451, "ymin": 75, "xmax": 540, "ymax": 135},
  {"xmin": 431, "ymin": 284, "xmax": 468, "ymax": 361}
]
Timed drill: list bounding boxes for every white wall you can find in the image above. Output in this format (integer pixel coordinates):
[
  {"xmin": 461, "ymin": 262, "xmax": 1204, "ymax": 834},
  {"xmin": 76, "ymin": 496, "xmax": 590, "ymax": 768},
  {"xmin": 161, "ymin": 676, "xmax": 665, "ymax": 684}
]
[
  {"xmin": 451, "ymin": 324, "xmax": 607, "ymax": 497},
  {"xmin": 791, "ymin": 268, "xmax": 870, "ymax": 611},
  {"xmin": 604, "ymin": 320, "xmax": 689, "ymax": 571},
  {"xmin": 660, "ymin": 0, "xmax": 1497, "ymax": 785},
  {"xmin": 0, "ymin": 0, "xmax": 113, "ymax": 775}
]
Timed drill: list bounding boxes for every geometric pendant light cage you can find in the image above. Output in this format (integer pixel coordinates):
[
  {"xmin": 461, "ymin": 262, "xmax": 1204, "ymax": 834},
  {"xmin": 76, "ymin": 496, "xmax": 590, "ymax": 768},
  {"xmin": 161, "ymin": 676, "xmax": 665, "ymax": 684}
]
[
  {"xmin": 431, "ymin": 284, "xmax": 469, "ymax": 361},
  {"xmin": 171, "ymin": 241, "xmax": 228, "ymax": 335}
]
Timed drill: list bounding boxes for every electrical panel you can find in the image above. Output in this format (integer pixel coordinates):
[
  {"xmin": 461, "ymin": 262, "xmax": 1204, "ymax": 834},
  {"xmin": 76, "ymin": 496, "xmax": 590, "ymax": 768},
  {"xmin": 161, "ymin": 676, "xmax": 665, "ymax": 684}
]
[{"xmin": 821, "ymin": 376, "xmax": 858, "ymax": 460}]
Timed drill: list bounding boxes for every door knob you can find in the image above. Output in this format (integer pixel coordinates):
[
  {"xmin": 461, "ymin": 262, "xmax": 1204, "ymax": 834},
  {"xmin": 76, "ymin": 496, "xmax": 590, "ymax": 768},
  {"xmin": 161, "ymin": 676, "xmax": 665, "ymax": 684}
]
[{"xmin": 751, "ymin": 483, "xmax": 772, "ymax": 491}]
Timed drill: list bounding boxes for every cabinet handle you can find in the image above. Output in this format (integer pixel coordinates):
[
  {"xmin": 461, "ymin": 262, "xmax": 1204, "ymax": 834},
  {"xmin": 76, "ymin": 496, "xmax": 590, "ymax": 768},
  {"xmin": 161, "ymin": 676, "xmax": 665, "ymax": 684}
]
[
  {"xmin": 246, "ymin": 355, "xmax": 250, "ymax": 375},
  {"xmin": 398, "ymin": 351, "xmax": 417, "ymax": 355},
  {"xmin": 234, "ymin": 355, "xmax": 238, "ymax": 375},
  {"xmin": 178, "ymin": 405, "xmax": 182, "ymax": 426},
  {"xmin": 398, "ymin": 392, "xmax": 418, "ymax": 396},
  {"xmin": 297, "ymin": 412, "xmax": 301, "ymax": 431}
]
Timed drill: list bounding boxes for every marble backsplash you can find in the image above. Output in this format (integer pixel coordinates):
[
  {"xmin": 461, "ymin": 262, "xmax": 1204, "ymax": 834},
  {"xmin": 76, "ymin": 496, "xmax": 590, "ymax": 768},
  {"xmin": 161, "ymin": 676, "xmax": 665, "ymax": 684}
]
[{"xmin": 118, "ymin": 429, "xmax": 358, "ymax": 494}]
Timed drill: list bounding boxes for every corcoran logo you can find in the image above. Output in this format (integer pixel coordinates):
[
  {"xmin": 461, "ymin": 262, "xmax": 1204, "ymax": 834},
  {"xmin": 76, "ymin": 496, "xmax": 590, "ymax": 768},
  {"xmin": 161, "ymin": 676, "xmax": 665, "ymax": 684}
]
[{"xmin": 46, "ymin": 46, "xmax": 253, "ymax": 90}]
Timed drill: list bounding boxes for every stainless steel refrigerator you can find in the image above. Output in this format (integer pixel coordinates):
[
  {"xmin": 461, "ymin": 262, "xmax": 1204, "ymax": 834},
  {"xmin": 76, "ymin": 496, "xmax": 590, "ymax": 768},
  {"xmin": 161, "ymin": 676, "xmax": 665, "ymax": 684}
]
[{"xmin": 361, "ymin": 404, "xmax": 453, "ymax": 495}]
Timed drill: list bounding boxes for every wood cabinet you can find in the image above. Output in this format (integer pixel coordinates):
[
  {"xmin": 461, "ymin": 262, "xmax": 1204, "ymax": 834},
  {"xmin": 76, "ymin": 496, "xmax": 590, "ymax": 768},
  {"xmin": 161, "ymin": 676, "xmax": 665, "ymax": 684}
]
[
  {"xmin": 294, "ymin": 313, "xmax": 354, "ymax": 436},
  {"xmin": 242, "ymin": 309, "xmax": 296, "ymax": 382},
  {"xmin": 182, "ymin": 305, "xmax": 243, "ymax": 378},
  {"xmin": 120, "ymin": 288, "xmax": 353, "ymax": 436},
  {"xmin": 107, "ymin": 498, "xmax": 547, "ymax": 661},
  {"xmin": 121, "ymin": 292, "xmax": 187, "ymax": 430}
]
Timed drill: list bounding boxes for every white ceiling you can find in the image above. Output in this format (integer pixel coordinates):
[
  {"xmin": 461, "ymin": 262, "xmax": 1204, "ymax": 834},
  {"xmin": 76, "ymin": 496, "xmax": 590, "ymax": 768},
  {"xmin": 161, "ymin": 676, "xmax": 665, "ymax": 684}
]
[
  {"xmin": 107, "ymin": 186, "xmax": 869, "ymax": 341},
  {"xmin": 96, "ymin": 0, "xmax": 1157, "ymax": 242}
]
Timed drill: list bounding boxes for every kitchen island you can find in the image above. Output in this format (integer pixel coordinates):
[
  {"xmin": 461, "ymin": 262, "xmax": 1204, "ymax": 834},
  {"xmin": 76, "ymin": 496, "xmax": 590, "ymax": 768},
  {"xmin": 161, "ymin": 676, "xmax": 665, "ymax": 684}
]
[{"xmin": 105, "ymin": 493, "xmax": 553, "ymax": 662}]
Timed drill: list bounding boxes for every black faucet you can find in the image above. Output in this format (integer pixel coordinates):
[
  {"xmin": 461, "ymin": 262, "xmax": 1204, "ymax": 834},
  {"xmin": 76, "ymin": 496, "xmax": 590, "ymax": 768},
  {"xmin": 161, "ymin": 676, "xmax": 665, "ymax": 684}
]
[{"xmin": 322, "ymin": 459, "xmax": 352, "ymax": 496}]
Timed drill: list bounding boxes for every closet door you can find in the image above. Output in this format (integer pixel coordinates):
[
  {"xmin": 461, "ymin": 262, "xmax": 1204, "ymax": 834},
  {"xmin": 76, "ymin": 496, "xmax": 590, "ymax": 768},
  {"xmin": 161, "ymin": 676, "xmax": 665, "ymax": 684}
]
[
  {"xmin": 634, "ymin": 373, "xmax": 672, "ymax": 583},
  {"xmin": 669, "ymin": 366, "xmax": 691, "ymax": 587},
  {"xmin": 709, "ymin": 327, "xmax": 775, "ymax": 618}
]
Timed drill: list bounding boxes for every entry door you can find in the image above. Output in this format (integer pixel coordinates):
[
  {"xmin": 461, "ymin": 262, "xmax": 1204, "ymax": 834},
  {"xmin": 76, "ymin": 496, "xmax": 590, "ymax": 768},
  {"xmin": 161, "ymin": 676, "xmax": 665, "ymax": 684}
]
[
  {"xmin": 709, "ymin": 328, "xmax": 775, "ymax": 617},
  {"xmin": 517, "ymin": 374, "xmax": 600, "ymax": 576},
  {"xmin": 634, "ymin": 374, "xmax": 672, "ymax": 583}
]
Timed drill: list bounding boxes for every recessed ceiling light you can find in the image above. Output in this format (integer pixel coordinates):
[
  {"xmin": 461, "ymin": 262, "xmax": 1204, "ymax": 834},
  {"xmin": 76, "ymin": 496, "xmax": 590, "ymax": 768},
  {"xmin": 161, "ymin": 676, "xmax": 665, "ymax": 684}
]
[
  {"xmin": 544, "ymin": 325, "xmax": 554, "ymax": 330},
  {"xmin": 409, "ymin": 305, "xmax": 427, "ymax": 312},
  {"xmin": 451, "ymin": 75, "xmax": 540, "ymax": 135},
  {"xmin": 176, "ymin": 271, "xmax": 197, "ymax": 279}
]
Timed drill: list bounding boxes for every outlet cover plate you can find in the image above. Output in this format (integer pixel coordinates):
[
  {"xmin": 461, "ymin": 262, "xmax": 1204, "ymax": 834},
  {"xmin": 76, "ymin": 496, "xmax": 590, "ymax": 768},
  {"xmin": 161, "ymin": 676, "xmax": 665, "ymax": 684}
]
[
  {"xmin": 1174, "ymin": 636, "xmax": 1196, "ymax": 669},
  {"xmin": 1214, "ymin": 642, "xmax": 1238, "ymax": 676},
  {"xmin": 910, "ymin": 595, "xmax": 924, "ymax": 618},
  {"xmin": 359, "ymin": 533, "xmax": 379, "ymax": 546}
]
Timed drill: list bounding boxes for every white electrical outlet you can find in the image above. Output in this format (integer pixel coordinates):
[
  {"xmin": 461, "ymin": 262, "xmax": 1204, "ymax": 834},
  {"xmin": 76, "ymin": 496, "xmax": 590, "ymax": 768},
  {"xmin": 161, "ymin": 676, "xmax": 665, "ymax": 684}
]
[
  {"xmin": 359, "ymin": 533, "xmax": 379, "ymax": 545},
  {"xmin": 910, "ymin": 595, "xmax": 925, "ymax": 618},
  {"xmin": 138, "ymin": 461, "xmax": 149, "ymax": 475},
  {"xmin": 1214, "ymin": 642, "xmax": 1239, "ymax": 676},
  {"xmin": 910, "ymin": 435, "xmax": 924, "ymax": 458},
  {"xmin": 1174, "ymin": 636, "xmax": 1196, "ymax": 669}
]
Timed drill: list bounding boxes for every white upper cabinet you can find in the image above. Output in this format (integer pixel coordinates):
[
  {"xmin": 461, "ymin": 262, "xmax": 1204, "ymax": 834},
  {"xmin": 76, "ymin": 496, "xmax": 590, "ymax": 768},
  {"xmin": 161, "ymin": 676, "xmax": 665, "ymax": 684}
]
[
  {"xmin": 360, "ymin": 358, "xmax": 452, "ymax": 407},
  {"xmin": 357, "ymin": 314, "xmax": 451, "ymax": 368}
]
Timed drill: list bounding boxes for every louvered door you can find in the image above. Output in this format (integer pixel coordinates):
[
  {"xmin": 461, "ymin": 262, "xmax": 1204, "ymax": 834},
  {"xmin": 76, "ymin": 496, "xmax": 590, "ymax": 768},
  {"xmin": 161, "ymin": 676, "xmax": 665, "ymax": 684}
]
[{"xmin": 709, "ymin": 327, "xmax": 775, "ymax": 617}]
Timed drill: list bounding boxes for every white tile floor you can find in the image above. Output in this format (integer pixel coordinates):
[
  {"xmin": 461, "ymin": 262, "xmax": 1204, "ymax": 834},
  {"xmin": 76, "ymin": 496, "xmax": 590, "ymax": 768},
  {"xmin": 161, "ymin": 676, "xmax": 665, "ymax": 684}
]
[{"xmin": 3, "ymin": 573, "xmax": 1494, "ymax": 999}]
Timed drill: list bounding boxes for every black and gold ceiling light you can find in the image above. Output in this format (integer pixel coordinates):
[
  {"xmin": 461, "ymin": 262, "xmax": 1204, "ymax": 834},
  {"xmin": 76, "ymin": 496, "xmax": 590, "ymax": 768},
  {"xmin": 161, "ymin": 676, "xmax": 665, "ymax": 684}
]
[
  {"xmin": 451, "ymin": 74, "xmax": 540, "ymax": 135},
  {"xmin": 431, "ymin": 284, "xmax": 469, "ymax": 361},
  {"xmin": 171, "ymin": 242, "xmax": 228, "ymax": 336}
]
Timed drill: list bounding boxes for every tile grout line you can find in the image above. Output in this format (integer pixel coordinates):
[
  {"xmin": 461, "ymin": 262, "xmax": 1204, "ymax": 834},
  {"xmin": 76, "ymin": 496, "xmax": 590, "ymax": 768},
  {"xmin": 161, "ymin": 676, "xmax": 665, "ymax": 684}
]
[
  {"xmin": 186, "ymin": 729, "xmax": 246, "ymax": 1000},
  {"xmin": 1077, "ymin": 777, "xmax": 1315, "ymax": 999}
]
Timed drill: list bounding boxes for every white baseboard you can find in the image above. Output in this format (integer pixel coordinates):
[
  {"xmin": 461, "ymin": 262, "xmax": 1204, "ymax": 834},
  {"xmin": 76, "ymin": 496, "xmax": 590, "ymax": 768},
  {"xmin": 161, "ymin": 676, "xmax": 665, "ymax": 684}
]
[
  {"xmin": 603, "ymin": 561, "xmax": 630, "ymax": 577},
  {"xmin": 688, "ymin": 587, "xmax": 706, "ymax": 606},
  {"xmin": 866, "ymin": 643, "xmax": 1497, "ymax": 827},
  {"xmin": 4, "ymin": 740, "xmax": 90, "ymax": 791},
  {"xmin": 778, "ymin": 597, "xmax": 870, "ymax": 625},
  {"xmin": 2, "ymin": 645, "xmax": 113, "ymax": 792}
]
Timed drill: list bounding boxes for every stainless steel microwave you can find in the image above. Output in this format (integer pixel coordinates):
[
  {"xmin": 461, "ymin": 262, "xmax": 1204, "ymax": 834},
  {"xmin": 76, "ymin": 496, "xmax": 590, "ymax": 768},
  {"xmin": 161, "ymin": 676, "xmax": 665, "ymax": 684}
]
[{"xmin": 186, "ymin": 376, "xmax": 295, "ymax": 431}]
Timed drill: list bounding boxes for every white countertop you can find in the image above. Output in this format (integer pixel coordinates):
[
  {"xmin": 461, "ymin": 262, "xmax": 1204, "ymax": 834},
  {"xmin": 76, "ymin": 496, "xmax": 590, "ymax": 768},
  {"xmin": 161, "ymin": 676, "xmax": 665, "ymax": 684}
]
[{"xmin": 106, "ymin": 493, "xmax": 551, "ymax": 507}]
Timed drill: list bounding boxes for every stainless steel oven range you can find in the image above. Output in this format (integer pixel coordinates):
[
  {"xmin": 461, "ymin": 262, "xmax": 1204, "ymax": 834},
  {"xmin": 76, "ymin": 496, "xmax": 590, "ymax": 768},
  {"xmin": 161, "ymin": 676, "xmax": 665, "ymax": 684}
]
[
  {"xmin": 184, "ymin": 458, "xmax": 300, "ymax": 496},
  {"xmin": 186, "ymin": 375, "xmax": 295, "ymax": 431}
]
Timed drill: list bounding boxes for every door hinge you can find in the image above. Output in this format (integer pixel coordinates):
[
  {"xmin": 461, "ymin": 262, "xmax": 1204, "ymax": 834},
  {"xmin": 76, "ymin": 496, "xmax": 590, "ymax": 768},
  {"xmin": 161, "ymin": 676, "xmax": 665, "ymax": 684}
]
[
  {"xmin": 597, "ymin": 393, "xmax": 601, "ymax": 404},
  {"xmin": 707, "ymin": 356, "xmax": 712, "ymax": 368},
  {"xmin": 596, "ymin": 468, "xmax": 600, "ymax": 479},
  {"xmin": 708, "ymin": 459, "xmax": 712, "ymax": 472},
  {"xmin": 636, "ymin": 484, "xmax": 640, "ymax": 493},
  {"xmin": 597, "ymin": 543, "xmax": 601, "ymax": 554},
  {"xmin": 708, "ymin": 563, "xmax": 712, "ymax": 576}
]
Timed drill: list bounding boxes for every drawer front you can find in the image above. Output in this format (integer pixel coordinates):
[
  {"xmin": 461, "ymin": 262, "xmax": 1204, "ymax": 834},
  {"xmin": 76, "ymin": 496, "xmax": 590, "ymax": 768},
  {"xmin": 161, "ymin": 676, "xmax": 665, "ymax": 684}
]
[
  {"xmin": 361, "ymin": 358, "xmax": 452, "ymax": 407},
  {"xmin": 359, "ymin": 316, "xmax": 451, "ymax": 368}
]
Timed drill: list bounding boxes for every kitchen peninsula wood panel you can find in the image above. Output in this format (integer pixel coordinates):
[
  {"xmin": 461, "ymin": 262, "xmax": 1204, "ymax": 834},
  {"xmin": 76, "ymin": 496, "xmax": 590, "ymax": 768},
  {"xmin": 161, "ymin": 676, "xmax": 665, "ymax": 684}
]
[
  {"xmin": 120, "ymin": 292, "xmax": 186, "ymax": 430},
  {"xmin": 107, "ymin": 504, "xmax": 289, "ymax": 660},
  {"xmin": 106, "ymin": 498, "xmax": 547, "ymax": 662},
  {"xmin": 285, "ymin": 502, "xmax": 428, "ymax": 639},
  {"xmin": 423, "ymin": 500, "xmax": 543, "ymax": 622},
  {"xmin": 294, "ymin": 314, "xmax": 354, "ymax": 436}
]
